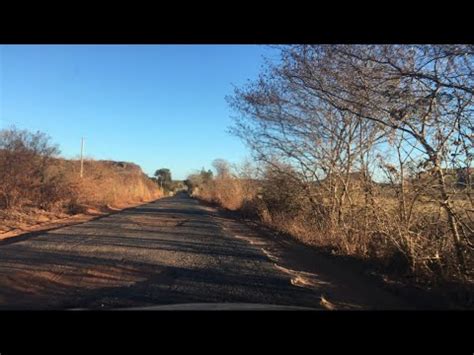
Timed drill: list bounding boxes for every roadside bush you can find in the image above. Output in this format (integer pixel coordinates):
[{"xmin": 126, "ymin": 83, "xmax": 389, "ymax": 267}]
[
  {"xmin": 0, "ymin": 127, "xmax": 59, "ymax": 209},
  {"xmin": 191, "ymin": 159, "xmax": 259, "ymax": 211},
  {"xmin": 223, "ymin": 44, "xmax": 473, "ymax": 303},
  {"xmin": 0, "ymin": 127, "xmax": 163, "ymax": 215},
  {"xmin": 60, "ymin": 159, "xmax": 163, "ymax": 209}
]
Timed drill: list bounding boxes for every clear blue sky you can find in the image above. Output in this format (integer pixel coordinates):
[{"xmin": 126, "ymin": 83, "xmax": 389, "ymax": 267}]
[{"xmin": 0, "ymin": 45, "xmax": 276, "ymax": 180}]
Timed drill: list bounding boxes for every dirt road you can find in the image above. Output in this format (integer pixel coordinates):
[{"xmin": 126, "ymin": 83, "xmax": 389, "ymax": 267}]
[{"xmin": 0, "ymin": 193, "xmax": 414, "ymax": 310}]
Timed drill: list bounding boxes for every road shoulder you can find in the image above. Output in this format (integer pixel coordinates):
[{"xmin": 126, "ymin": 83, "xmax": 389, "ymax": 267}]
[
  {"xmin": 202, "ymin": 199, "xmax": 454, "ymax": 310},
  {"xmin": 0, "ymin": 198, "xmax": 162, "ymax": 243}
]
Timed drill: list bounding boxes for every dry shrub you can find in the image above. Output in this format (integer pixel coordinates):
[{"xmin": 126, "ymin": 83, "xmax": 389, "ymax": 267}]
[
  {"xmin": 191, "ymin": 159, "xmax": 258, "ymax": 211},
  {"xmin": 0, "ymin": 127, "xmax": 162, "ymax": 216},
  {"xmin": 59, "ymin": 159, "xmax": 163, "ymax": 211},
  {"xmin": 197, "ymin": 178, "xmax": 248, "ymax": 210},
  {"xmin": 227, "ymin": 165, "xmax": 473, "ymax": 288},
  {"xmin": 225, "ymin": 45, "xmax": 474, "ymax": 302},
  {"xmin": 0, "ymin": 127, "xmax": 60, "ymax": 210},
  {"xmin": 211, "ymin": 179, "xmax": 245, "ymax": 210},
  {"xmin": 196, "ymin": 156, "xmax": 473, "ymax": 291}
]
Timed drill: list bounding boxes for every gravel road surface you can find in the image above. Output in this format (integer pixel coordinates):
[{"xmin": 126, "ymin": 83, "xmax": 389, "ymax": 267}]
[{"xmin": 0, "ymin": 193, "xmax": 412, "ymax": 310}]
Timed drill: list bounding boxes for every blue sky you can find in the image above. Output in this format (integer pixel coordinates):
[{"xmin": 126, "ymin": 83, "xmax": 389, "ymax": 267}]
[{"xmin": 0, "ymin": 45, "xmax": 276, "ymax": 180}]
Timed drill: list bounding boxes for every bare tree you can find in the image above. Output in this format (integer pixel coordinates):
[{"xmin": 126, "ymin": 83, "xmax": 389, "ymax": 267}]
[
  {"xmin": 280, "ymin": 45, "xmax": 473, "ymax": 274},
  {"xmin": 228, "ymin": 45, "xmax": 473, "ymax": 281}
]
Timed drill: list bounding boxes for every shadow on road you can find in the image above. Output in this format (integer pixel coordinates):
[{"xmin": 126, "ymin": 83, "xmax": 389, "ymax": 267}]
[{"xmin": 0, "ymin": 194, "xmax": 321, "ymax": 310}]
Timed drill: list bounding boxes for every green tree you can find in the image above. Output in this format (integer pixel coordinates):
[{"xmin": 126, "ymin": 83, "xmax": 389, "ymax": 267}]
[{"xmin": 154, "ymin": 168, "xmax": 172, "ymax": 190}]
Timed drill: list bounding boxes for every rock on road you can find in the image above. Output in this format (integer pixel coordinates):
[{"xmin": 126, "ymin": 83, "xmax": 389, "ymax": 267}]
[{"xmin": 0, "ymin": 193, "xmax": 412, "ymax": 310}]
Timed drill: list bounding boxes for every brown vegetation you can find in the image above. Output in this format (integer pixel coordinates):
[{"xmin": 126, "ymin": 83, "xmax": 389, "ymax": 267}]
[
  {"xmin": 191, "ymin": 45, "xmax": 473, "ymax": 306},
  {"xmin": 0, "ymin": 127, "xmax": 163, "ymax": 232},
  {"xmin": 186, "ymin": 160, "xmax": 259, "ymax": 211}
]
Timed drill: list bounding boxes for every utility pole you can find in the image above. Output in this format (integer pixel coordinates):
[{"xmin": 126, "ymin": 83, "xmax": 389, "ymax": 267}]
[{"xmin": 80, "ymin": 137, "xmax": 84, "ymax": 178}]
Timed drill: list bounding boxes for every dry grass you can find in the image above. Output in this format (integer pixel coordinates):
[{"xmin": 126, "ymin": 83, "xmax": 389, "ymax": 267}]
[
  {"xmin": 55, "ymin": 159, "xmax": 163, "ymax": 212},
  {"xmin": 194, "ymin": 177, "xmax": 257, "ymax": 211},
  {"xmin": 1, "ymin": 154, "xmax": 163, "ymax": 232},
  {"xmin": 193, "ymin": 167, "xmax": 473, "ymax": 305},
  {"xmin": 0, "ymin": 127, "xmax": 163, "ymax": 216}
]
